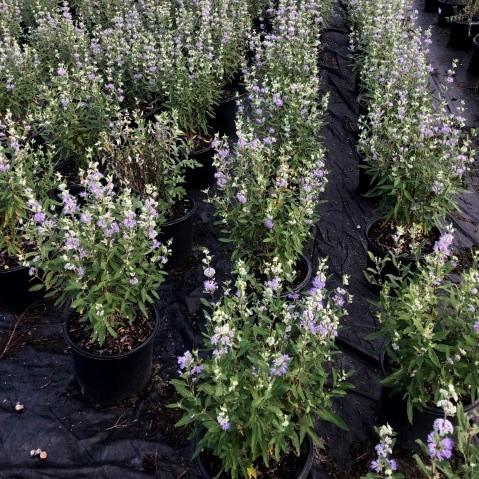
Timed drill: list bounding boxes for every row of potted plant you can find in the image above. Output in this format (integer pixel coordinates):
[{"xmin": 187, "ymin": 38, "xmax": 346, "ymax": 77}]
[
  {"xmin": 168, "ymin": 1, "xmax": 355, "ymax": 477},
  {"xmin": 348, "ymin": 0, "xmax": 475, "ymax": 279},
  {"xmin": 347, "ymin": 0, "xmax": 479, "ymax": 472},
  {"xmin": 0, "ymin": 0, "xmax": 250, "ymax": 174}
]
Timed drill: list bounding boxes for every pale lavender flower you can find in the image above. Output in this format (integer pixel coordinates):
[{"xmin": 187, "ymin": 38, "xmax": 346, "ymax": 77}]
[
  {"xmin": 204, "ymin": 279, "xmax": 218, "ymax": 294},
  {"xmin": 217, "ymin": 411, "xmax": 231, "ymax": 431},
  {"xmin": 236, "ymin": 192, "xmax": 247, "ymax": 204},
  {"xmin": 434, "ymin": 231, "xmax": 454, "ymax": 257},
  {"xmin": 427, "ymin": 433, "xmax": 454, "ymax": 461},
  {"xmin": 264, "ymin": 217, "xmax": 274, "ymax": 229},
  {"xmin": 270, "ymin": 354, "xmax": 291, "ymax": 376}
]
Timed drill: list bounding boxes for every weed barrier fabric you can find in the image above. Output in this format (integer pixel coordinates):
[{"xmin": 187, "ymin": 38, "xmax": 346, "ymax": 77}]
[{"xmin": 0, "ymin": 4, "xmax": 478, "ymax": 478}]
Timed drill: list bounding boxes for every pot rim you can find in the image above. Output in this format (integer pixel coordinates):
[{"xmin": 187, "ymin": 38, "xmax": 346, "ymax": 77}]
[
  {"xmin": 196, "ymin": 435, "xmax": 314, "ymax": 479},
  {"xmin": 379, "ymin": 348, "xmax": 479, "ymax": 414},
  {"xmin": 366, "ymin": 217, "xmax": 441, "ymax": 263},
  {"xmin": 190, "ymin": 142, "xmax": 214, "ymax": 156},
  {"xmin": 163, "ymin": 193, "xmax": 197, "ymax": 227},
  {"xmin": 0, "ymin": 263, "xmax": 28, "ymax": 275},
  {"xmin": 64, "ymin": 304, "xmax": 160, "ymax": 361},
  {"xmin": 281, "ymin": 253, "xmax": 313, "ymax": 297}
]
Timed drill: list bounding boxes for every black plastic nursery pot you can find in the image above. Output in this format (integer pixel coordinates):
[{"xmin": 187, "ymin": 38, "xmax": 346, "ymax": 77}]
[
  {"xmin": 469, "ymin": 34, "xmax": 479, "ymax": 74},
  {"xmin": 196, "ymin": 436, "xmax": 314, "ymax": 479},
  {"xmin": 64, "ymin": 306, "xmax": 160, "ymax": 404},
  {"xmin": 210, "ymin": 93, "xmax": 241, "ymax": 138},
  {"xmin": 437, "ymin": 0, "xmax": 466, "ymax": 27},
  {"xmin": 365, "ymin": 217, "xmax": 440, "ymax": 291},
  {"xmin": 185, "ymin": 143, "xmax": 216, "ymax": 190},
  {"xmin": 424, "ymin": 0, "xmax": 438, "ymax": 13},
  {"xmin": 379, "ymin": 350, "xmax": 479, "ymax": 451},
  {"xmin": 0, "ymin": 264, "xmax": 42, "ymax": 311},
  {"xmin": 159, "ymin": 194, "xmax": 197, "ymax": 266},
  {"xmin": 448, "ymin": 19, "xmax": 479, "ymax": 49},
  {"xmin": 281, "ymin": 253, "xmax": 313, "ymax": 298},
  {"xmin": 356, "ymin": 151, "xmax": 378, "ymax": 196}
]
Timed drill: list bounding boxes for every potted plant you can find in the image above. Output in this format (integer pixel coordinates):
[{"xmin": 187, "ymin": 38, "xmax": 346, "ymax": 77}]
[
  {"xmin": 171, "ymin": 259, "xmax": 351, "ymax": 479},
  {"xmin": 32, "ymin": 62, "xmax": 120, "ymax": 174},
  {"xmin": 210, "ymin": 0, "xmax": 328, "ymax": 293},
  {"xmin": 210, "ymin": 114, "xmax": 328, "ymax": 293},
  {"xmin": 448, "ymin": 0, "xmax": 479, "ymax": 48},
  {"xmin": 0, "ymin": 113, "xmax": 56, "ymax": 309},
  {"xmin": 352, "ymin": 0, "xmax": 475, "ymax": 269},
  {"xmin": 24, "ymin": 162, "xmax": 170, "ymax": 403},
  {"xmin": 371, "ymin": 232, "xmax": 479, "ymax": 448},
  {"xmin": 99, "ymin": 110, "xmax": 197, "ymax": 265}
]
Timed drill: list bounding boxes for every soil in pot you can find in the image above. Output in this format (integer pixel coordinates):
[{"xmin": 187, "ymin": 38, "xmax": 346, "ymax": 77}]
[
  {"xmin": 379, "ymin": 351, "xmax": 479, "ymax": 451},
  {"xmin": 469, "ymin": 34, "xmax": 479, "ymax": 74},
  {"xmin": 437, "ymin": 0, "xmax": 466, "ymax": 27},
  {"xmin": 449, "ymin": 18, "xmax": 479, "ymax": 49},
  {"xmin": 197, "ymin": 437, "xmax": 313, "ymax": 479},
  {"xmin": 185, "ymin": 136, "xmax": 215, "ymax": 190},
  {"xmin": 366, "ymin": 218, "xmax": 439, "ymax": 290},
  {"xmin": 65, "ymin": 307, "xmax": 159, "ymax": 403},
  {"xmin": 159, "ymin": 195, "xmax": 196, "ymax": 267}
]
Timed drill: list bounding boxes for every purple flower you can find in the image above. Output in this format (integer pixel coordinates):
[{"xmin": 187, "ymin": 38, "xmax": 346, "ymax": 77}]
[
  {"xmin": 61, "ymin": 191, "xmax": 78, "ymax": 215},
  {"xmin": 217, "ymin": 412, "xmax": 231, "ymax": 431},
  {"xmin": 80, "ymin": 213, "xmax": 92, "ymax": 225},
  {"xmin": 474, "ymin": 321, "xmax": 479, "ymax": 334},
  {"xmin": 263, "ymin": 217, "xmax": 274, "ymax": 229},
  {"xmin": 434, "ymin": 231, "xmax": 454, "ymax": 257},
  {"xmin": 433, "ymin": 419, "xmax": 454, "ymax": 437},
  {"xmin": 270, "ymin": 354, "xmax": 291, "ymax": 377},
  {"xmin": 57, "ymin": 67, "xmax": 67, "ymax": 76},
  {"xmin": 34, "ymin": 211, "xmax": 46, "ymax": 224},
  {"xmin": 265, "ymin": 277, "xmax": 281, "ymax": 291},
  {"xmin": 204, "ymin": 279, "xmax": 218, "ymax": 294},
  {"xmin": 123, "ymin": 211, "xmax": 137, "ymax": 229},
  {"xmin": 236, "ymin": 192, "xmax": 247, "ymax": 204},
  {"xmin": 178, "ymin": 351, "xmax": 193, "ymax": 371},
  {"xmin": 427, "ymin": 433, "xmax": 454, "ymax": 461},
  {"xmin": 309, "ymin": 274, "xmax": 326, "ymax": 294},
  {"xmin": 215, "ymin": 172, "xmax": 228, "ymax": 188},
  {"xmin": 272, "ymin": 93, "xmax": 284, "ymax": 107},
  {"xmin": 129, "ymin": 276, "xmax": 139, "ymax": 285}
]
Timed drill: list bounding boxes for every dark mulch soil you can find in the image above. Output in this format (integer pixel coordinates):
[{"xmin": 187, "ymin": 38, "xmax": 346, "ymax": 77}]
[
  {"xmin": 142, "ymin": 377, "xmax": 193, "ymax": 448},
  {"xmin": 200, "ymin": 440, "xmax": 310, "ymax": 479},
  {"xmin": 369, "ymin": 218, "xmax": 438, "ymax": 257},
  {"xmin": 68, "ymin": 311, "xmax": 155, "ymax": 356}
]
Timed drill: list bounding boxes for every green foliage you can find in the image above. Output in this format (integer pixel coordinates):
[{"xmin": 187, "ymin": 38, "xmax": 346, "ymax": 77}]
[{"xmin": 98, "ymin": 110, "xmax": 195, "ymax": 217}]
